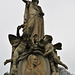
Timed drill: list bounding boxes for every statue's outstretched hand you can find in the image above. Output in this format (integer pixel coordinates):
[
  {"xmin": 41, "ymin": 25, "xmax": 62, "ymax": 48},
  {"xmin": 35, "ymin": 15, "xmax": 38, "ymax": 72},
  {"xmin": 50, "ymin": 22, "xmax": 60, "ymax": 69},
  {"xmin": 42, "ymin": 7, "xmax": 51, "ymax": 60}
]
[
  {"xmin": 4, "ymin": 60, "xmax": 8, "ymax": 65},
  {"xmin": 4, "ymin": 59, "xmax": 12, "ymax": 65}
]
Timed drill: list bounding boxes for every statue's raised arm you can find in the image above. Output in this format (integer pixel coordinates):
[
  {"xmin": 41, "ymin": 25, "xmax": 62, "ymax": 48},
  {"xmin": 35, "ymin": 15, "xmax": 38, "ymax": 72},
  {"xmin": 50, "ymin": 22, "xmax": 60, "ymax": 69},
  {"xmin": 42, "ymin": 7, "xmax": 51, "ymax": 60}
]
[
  {"xmin": 22, "ymin": 0, "xmax": 30, "ymax": 9},
  {"xmin": 22, "ymin": 0, "xmax": 30, "ymax": 4}
]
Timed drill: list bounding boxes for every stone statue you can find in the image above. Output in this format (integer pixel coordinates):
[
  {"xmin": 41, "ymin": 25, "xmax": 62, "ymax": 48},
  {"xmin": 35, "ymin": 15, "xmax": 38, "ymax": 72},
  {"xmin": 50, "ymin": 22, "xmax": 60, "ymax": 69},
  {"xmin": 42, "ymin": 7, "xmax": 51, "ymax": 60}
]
[
  {"xmin": 19, "ymin": 0, "xmax": 44, "ymax": 41},
  {"xmin": 4, "ymin": 0, "xmax": 68, "ymax": 75},
  {"xmin": 4, "ymin": 26, "xmax": 22, "ymax": 74},
  {"xmin": 43, "ymin": 35, "xmax": 68, "ymax": 75},
  {"xmin": 4, "ymin": 34, "xmax": 68, "ymax": 75},
  {"xmin": 4, "ymin": 27, "xmax": 50, "ymax": 75},
  {"xmin": 4, "ymin": 26, "xmax": 32, "ymax": 75}
]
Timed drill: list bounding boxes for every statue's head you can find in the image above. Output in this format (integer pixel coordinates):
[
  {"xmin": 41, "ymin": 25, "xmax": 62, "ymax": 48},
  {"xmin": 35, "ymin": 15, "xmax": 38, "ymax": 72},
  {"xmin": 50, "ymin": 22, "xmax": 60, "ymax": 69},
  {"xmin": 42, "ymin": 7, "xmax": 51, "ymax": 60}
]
[
  {"xmin": 43, "ymin": 35, "xmax": 53, "ymax": 43},
  {"xmin": 32, "ymin": 0, "xmax": 39, "ymax": 4},
  {"xmin": 28, "ymin": 54, "xmax": 38, "ymax": 66}
]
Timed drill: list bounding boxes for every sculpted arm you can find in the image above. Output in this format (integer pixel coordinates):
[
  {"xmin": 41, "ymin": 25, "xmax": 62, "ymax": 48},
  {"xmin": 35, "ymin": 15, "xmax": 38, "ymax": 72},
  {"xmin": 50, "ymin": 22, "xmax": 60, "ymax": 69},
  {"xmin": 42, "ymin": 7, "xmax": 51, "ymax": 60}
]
[
  {"xmin": 22, "ymin": 0, "xmax": 30, "ymax": 6},
  {"xmin": 44, "ymin": 44, "xmax": 54, "ymax": 56},
  {"xmin": 17, "ymin": 25, "xmax": 24, "ymax": 37},
  {"xmin": 4, "ymin": 58, "xmax": 13, "ymax": 65}
]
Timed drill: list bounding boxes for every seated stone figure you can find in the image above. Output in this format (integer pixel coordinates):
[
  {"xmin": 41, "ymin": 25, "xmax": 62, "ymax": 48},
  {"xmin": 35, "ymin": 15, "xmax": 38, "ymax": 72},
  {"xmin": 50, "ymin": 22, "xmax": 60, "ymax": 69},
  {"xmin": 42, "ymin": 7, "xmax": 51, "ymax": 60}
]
[
  {"xmin": 11, "ymin": 27, "xmax": 32, "ymax": 75},
  {"xmin": 43, "ymin": 35, "xmax": 68, "ymax": 75},
  {"xmin": 4, "ymin": 26, "xmax": 32, "ymax": 75}
]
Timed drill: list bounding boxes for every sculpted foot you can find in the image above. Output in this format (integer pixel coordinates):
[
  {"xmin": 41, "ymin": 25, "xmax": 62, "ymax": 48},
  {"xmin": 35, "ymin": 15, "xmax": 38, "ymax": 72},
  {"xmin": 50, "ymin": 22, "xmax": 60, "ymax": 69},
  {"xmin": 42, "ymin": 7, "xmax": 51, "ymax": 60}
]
[
  {"xmin": 62, "ymin": 64, "xmax": 68, "ymax": 69},
  {"xmin": 64, "ymin": 65, "xmax": 68, "ymax": 69}
]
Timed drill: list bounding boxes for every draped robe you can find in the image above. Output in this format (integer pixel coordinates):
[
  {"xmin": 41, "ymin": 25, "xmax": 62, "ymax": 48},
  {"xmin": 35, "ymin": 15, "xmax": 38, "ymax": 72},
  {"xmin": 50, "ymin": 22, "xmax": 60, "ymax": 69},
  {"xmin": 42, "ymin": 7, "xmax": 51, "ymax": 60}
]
[{"xmin": 23, "ymin": 2, "xmax": 44, "ymax": 41}]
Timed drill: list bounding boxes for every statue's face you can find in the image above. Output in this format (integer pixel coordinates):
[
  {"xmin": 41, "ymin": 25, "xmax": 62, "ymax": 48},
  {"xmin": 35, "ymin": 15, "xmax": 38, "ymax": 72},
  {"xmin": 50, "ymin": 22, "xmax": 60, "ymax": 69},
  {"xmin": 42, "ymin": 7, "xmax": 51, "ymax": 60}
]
[{"xmin": 32, "ymin": 56, "xmax": 38, "ymax": 66}]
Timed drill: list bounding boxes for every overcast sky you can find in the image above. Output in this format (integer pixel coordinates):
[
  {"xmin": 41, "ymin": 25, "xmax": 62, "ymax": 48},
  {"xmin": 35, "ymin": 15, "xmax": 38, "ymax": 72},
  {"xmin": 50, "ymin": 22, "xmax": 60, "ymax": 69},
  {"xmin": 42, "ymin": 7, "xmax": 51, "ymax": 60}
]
[{"xmin": 0, "ymin": 0, "xmax": 75, "ymax": 75}]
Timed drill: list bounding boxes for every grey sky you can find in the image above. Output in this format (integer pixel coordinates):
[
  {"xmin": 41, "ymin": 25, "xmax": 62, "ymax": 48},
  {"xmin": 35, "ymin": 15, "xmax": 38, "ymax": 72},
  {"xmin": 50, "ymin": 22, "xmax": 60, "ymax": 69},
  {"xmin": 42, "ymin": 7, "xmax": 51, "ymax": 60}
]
[{"xmin": 0, "ymin": 0, "xmax": 75, "ymax": 74}]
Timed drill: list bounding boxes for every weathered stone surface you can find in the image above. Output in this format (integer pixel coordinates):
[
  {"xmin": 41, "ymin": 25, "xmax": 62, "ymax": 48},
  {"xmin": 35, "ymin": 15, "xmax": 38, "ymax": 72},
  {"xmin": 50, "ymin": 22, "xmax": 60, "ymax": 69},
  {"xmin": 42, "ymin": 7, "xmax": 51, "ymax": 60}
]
[
  {"xmin": 59, "ymin": 67, "xmax": 74, "ymax": 75},
  {"xmin": 4, "ymin": 0, "xmax": 70, "ymax": 75}
]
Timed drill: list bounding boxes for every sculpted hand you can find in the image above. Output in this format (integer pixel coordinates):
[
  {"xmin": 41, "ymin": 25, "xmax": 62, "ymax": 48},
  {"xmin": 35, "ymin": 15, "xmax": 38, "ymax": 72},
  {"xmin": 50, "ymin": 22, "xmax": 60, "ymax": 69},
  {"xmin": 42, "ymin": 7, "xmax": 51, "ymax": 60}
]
[
  {"xmin": 17, "ymin": 26, "xmax": 22, "ymax": 30},
  {"xmin": 4, "ymin": 60, "xmax": 9, "ymax": 65},
  {"xmin": 39, "ymin": 13, "xmax": 44, "ymax": 16},
  {"xmin": 4, "ymin": 59, "xmax": 12, "ymax": 65},
  {"xmin": 41, "ymin": 13, "xmax": 44, "ymax": 16}
]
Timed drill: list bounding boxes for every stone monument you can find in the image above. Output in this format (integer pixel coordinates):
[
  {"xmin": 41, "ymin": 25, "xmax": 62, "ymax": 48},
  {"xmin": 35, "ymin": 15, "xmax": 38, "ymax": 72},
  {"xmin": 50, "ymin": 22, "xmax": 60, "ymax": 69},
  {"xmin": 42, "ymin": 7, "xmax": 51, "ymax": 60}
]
[{"xmin": 4, "ymin": 0, "xmax": 68, "ymax": 75}]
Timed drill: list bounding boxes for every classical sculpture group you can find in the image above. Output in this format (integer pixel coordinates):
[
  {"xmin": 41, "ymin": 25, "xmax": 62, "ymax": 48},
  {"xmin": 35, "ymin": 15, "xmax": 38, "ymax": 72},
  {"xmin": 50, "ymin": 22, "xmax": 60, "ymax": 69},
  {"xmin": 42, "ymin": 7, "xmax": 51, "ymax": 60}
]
[{"xmin": 4, "ymin": 0, "xmax": 68, "ymax": 75}]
